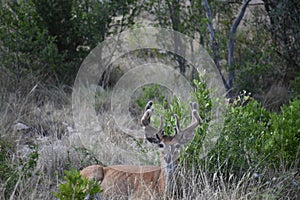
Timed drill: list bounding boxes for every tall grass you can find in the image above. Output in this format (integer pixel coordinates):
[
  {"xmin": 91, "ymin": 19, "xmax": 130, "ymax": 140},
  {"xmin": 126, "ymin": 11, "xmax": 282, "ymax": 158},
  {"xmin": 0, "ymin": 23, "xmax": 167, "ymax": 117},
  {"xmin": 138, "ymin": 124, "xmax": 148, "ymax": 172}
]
[{"xmin": 0, "ymin": 74, "xmax": 299, "ymax": 199}]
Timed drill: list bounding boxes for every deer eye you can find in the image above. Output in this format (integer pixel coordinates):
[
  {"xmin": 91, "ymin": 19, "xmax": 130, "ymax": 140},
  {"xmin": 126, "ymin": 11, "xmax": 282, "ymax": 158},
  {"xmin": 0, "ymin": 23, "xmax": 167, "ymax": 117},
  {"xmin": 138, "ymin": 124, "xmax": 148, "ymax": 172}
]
[{"xmin": 158, "ymin": 143, "xmax": 165, "ymax": 148}]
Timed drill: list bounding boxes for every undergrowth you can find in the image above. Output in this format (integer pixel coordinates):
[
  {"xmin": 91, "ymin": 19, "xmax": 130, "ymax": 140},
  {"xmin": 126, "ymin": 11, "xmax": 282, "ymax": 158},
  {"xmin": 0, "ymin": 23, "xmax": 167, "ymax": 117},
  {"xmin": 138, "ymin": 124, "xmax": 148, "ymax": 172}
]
[{"xmin": 0, "ymin": 76, "xmax": 299, "ymax": 199}]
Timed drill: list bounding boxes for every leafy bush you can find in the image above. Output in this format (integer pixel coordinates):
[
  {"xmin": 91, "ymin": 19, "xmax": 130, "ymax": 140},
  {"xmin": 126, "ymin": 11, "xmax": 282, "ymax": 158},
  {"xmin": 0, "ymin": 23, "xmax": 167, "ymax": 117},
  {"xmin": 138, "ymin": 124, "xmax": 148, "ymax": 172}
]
[
  {"xmin": 211, "ymin": 99, "xmax": 271, "ymax": 177},
  {"xmin": 135, "ymin": 83, "xmax": 169, "ymax": 110},
  {"xmin": 264, "ymin": 99, "xmax": 300, "ymax": 166},
  {"xmin": 159, "ymin": 97, "xmax": 184, "ymax": 136},
  {"xmin": 0, "ymin": 0, "xmax": 137, "ymax": 85},
  {"xmin": 0, "ymin": 0, "xmax": 63, "ymax": 85},
  {"xmin": 208, "ymin": 96, "xmax": 300, "ymax": 178},
  {"xmin": 54, "ymin": 168, "xmax": 102, "ymax": 200},
  {"xmin": 131, "ymin": 83, "xmax": 172, "ymax": 122}
]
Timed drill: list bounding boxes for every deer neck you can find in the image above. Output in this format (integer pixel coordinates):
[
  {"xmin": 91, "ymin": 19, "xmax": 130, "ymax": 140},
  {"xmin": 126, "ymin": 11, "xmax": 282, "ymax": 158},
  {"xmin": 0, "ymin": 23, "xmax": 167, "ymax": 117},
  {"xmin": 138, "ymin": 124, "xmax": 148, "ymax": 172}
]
[
  {"xmin": 160, "ymin": 154, "xmax": 177, "ymax": 179},
  {"xmin": 157, "ymin": 155, "xmax": 177, "ymax": 194}
]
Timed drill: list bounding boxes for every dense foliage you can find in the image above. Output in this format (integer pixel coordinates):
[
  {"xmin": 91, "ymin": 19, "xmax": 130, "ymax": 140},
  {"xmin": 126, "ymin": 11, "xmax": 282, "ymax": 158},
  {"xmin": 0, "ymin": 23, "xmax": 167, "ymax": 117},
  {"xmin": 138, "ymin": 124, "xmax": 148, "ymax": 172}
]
[
  {"xmin": 0, "ymin": 0, "xmax": 137, "ymax": 85},
  {"xmin": 134, "ymin": 79, "xmax": 299, "ymax": 182},
  {"xmin": 54, "ymin": 168, "xmax": 102, "ymax": 200}
]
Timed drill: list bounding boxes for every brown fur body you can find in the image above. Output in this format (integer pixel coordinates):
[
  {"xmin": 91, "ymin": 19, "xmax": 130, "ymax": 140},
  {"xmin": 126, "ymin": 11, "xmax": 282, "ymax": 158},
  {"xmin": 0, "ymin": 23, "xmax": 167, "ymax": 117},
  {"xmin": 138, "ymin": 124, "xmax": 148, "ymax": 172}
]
[{"xmin": 81, "ymin": 164, "xmax": 165, "ymax": 199}]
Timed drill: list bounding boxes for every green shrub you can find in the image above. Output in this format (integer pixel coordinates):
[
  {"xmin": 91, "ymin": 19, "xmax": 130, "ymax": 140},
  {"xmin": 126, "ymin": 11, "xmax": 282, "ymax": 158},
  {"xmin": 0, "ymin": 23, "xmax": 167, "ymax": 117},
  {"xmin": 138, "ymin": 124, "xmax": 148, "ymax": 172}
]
[
  {"xmin": 212, "ymin": 99, "xmax": 271, "ymax": 177},
  {"xmin": 0, "ymin": 0, "xmax": 136, "ymax": 85},
  {"xmin": 207, "ymin": 96, "xmax": 300, "ymax": 177},
  {"xmin": 135, "ymin": 83, "xmax": 169, "ymax": 110},
  {"xmin": 161, "ymin": 97, "xmax": 185, "ymax": 136},
  {"xmin": 54, "ymin": 168, "xmax": 102, "ymax": 200},
  {"xmin": 0, "ymin": 0, "xmax": 63, "ymax": 85},
  {"xmin": 264, "ymin": 99, "xmax": 300, "ymax": 167}
]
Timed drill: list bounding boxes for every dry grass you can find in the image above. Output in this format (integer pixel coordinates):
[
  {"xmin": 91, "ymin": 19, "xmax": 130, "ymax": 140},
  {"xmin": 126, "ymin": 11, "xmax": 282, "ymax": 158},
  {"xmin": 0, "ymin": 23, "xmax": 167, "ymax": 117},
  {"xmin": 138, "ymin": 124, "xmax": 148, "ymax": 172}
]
[
  {"xmin": 260, "ymin": 82, "xmax": 292, "ymax": 112},
  {"xmin": 0, "ymin": 76, "xmax": 299, "ymax": 200}
]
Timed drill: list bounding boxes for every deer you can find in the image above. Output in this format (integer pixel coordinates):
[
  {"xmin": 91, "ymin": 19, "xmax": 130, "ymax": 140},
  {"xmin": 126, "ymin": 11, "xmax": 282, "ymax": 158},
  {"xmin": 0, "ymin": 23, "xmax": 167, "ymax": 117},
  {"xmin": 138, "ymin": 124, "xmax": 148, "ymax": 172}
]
[{"xmin": 80, "ymin": 101, "xmax": 202, "ymax": 199}]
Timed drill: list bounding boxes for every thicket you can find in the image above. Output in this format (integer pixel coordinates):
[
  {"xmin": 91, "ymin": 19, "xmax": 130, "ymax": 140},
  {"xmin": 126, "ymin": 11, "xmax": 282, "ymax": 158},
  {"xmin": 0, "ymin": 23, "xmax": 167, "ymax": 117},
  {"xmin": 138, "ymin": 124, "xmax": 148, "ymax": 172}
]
[
  {"xmin": 0, "ymin": 0, "xmax": 136, "ymax": 86},
  {"xmin": 212, "ymin": 97, "xmax": 300, "ymax": 177},
  {"xmin": 136, "ymin": 79, "xmax": 299, "ymax": 180}
]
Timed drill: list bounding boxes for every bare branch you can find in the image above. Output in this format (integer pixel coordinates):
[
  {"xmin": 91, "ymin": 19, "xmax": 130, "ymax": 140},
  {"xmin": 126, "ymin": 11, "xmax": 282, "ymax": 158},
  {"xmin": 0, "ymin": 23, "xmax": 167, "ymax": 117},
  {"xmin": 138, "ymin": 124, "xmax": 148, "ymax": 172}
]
[
  {"xmin": 228, "ymin": 0, "xmax": 251, "ymax": 91},
  {"xmin": 202, "ymin": 0, "xmax": 230, "ymax": 91}
]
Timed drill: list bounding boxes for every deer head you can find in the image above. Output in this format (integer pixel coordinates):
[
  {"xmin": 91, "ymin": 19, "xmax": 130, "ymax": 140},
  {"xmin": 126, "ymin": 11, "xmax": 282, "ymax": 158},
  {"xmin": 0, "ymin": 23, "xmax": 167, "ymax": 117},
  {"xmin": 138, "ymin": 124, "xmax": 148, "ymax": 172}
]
[{"xmin": 141, "ymin": 101, "xmax": 201, "ymax": 174}]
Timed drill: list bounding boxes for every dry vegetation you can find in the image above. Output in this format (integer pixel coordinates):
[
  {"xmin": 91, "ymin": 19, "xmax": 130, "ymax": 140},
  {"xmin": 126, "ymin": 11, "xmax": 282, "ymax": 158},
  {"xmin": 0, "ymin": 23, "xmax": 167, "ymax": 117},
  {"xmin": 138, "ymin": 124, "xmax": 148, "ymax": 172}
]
[{"xmin": 0, "ymin": 72, "xmax": 299, "ymax": 200}]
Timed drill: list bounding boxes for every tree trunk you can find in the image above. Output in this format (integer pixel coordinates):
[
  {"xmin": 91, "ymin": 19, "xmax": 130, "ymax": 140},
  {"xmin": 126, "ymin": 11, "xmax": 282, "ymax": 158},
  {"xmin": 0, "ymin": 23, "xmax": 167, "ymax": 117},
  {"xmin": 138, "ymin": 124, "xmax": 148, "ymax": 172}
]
[
  {"xmin": 227, "ymin": 0, "xmax": 251, "ymax": 96},
  {"xmin": 202, "ymin": 0, "xmax": 229, "ymax": 91}
]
